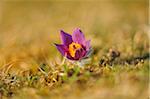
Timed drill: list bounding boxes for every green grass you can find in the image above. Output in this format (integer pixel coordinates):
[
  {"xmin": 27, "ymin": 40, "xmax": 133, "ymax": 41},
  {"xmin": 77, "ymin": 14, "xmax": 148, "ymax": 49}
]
[{"xmin": 0, "ymin": 55, "xmax": 149, "ymax": 99}]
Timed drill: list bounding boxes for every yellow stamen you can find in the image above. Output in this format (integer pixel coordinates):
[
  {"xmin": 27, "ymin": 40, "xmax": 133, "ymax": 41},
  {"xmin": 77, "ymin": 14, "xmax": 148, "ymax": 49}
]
[{"xmin": 69, "ymin": 42, "xmax": 82, "ymax": 57}]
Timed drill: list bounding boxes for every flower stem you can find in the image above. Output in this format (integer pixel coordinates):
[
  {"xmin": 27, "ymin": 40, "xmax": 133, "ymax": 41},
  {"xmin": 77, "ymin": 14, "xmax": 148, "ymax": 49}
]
[{"xmin": 61, "ymin": 53, "xmax": 67, "ymax": 65}]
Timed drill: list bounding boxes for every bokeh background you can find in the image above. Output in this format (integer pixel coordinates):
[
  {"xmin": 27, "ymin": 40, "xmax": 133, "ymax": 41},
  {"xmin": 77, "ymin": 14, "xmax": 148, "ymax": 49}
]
[
  {"xmin": 0, "ymin": 0, "xmax": 149, "ymax": 98},
  {"xmin": 0, "ymin": 0, "xmax": 149, "ymax": 70},
  {"xmin": 0, "ymin": 0, "xmax": 149, "ymax": 74}
]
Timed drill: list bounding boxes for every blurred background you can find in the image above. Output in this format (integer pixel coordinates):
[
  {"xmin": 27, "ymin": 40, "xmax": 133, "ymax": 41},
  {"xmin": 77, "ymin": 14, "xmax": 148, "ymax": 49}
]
[
  {"xmin": 0, "ymin": 0, "xmax": 149, "ymax": 71},
  {"xmin": 0, "ymin": 0, "xmax": 149, "ymax": 98}
]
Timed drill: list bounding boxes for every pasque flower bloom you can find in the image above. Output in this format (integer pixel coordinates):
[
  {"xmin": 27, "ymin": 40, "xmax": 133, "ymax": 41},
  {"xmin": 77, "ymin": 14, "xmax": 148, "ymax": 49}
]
[{"xmin": 55, "ymin": 28, "xmax": 92, "ymax": 61}]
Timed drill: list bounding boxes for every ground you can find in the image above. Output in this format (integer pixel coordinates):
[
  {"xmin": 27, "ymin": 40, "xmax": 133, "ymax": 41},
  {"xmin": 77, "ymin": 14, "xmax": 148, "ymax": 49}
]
[{"xmin": 0, "ymin": 0, "xmax": 149, "ymax": 99}]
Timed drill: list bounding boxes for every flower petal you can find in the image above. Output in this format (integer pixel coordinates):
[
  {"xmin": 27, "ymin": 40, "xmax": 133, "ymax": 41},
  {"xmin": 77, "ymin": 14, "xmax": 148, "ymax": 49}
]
[
  {"xmin": 54, "ymin": 44, "xmax": 68, "ymax": 56},
  {"xmin": 84, "ymin": 40, "xmax": 91, "ymax": 51},
  {"xmin": 66, "ymin": 53, "xmax": 74, "ymax": 60},
  {"xmin": 72, "ymin": 28, "xmax": 85, "ymax": 44},
  {"xmin": 60, "ymin": 30, "xmax": 73, "ymax": 46},
  {"xmin": 83, "ymin": 48, "xmax": 93, "ymax": 59},
  {"xmin": 74, "ymin": 50, "xmax": 80, "ymax": 60},
  {"xmin": 74, "ymin": 48, "xmax": 86, "ymax": 60}
]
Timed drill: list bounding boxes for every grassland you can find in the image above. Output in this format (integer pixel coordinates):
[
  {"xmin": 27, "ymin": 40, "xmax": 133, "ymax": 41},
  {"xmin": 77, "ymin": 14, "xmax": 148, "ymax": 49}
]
[{"xmin": 0, "ymin": 0, "xmax": 149, "ymax": 99}]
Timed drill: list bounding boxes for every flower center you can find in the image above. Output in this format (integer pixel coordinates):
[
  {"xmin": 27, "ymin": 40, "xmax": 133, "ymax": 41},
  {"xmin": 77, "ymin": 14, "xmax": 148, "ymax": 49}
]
[{"xmin": 68, "ymin": 42, "xmax": 82, "ymax": 57}]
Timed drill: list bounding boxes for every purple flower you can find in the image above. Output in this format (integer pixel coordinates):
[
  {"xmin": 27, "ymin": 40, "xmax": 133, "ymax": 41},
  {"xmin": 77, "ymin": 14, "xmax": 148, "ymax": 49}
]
[{"xmin": 55, "ymin": 28, "xmax": 92, "ymax": 61}]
